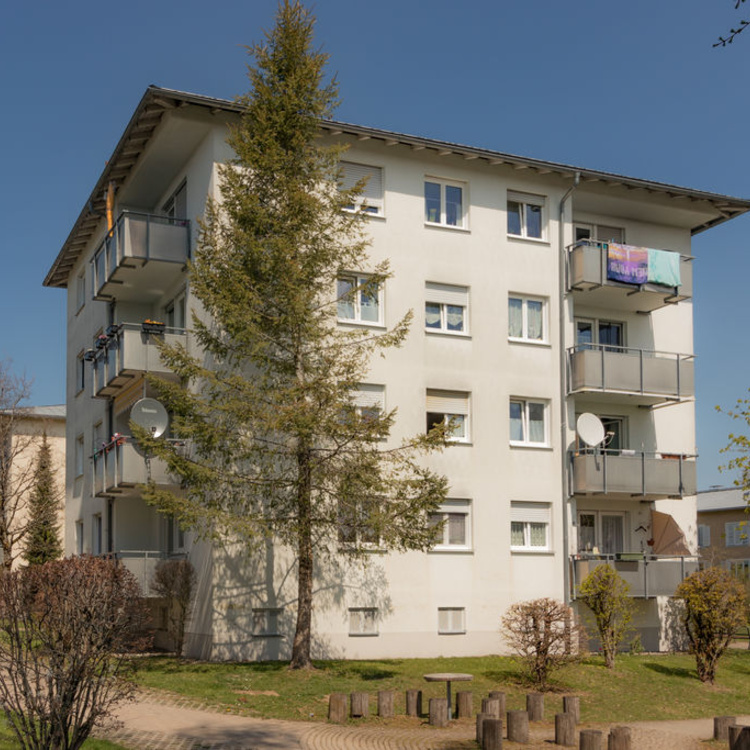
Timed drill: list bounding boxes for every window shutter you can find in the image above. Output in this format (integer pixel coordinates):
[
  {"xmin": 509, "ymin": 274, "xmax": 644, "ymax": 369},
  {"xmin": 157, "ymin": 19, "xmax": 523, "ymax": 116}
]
[
  {"xmin": 426, "ymin": 390, "xmax": 469, "ymax": 415},
  {"xmin": 508, "ymin": 190, "xmax": 545, "ymax": 206},
  {"xmin": 341, "ymin": 162, "xmax": 383, "ymax": 207},
  {"xmin": 698, "ymin": 525, "xmax": 711, "ymax": 548},
  {"xmin": 425, "ymin": 282, "xmax": 468, "ymax": 307},
  {"xmin": 354, "ymin": 384, "xmax": 385, "ymax": 409},
  {"xmin": 510, "ymin": 502, "xmax": 550, "ymax": 524}
]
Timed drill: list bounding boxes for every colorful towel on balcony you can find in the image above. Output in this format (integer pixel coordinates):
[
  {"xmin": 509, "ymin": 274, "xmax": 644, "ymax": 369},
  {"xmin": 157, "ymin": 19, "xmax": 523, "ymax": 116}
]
[{"xmin": 607, "ymin": 243, "xmax": 681, "ymax": 288}]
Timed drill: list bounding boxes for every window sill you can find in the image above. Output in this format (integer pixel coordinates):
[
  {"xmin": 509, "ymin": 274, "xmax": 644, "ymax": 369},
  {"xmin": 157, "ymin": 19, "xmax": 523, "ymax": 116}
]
[
  {"xmin": 511, "ymin": 549, "xmax": 555, "ymax": 556},
  {"xmin": 349, "ymin": 632, "xmax": 379, "ymax": 638},
  {"xmin": 508, "ymin": 337, "xmax": 551, "ymax": 348},
  {"xmin": 425, "ymin": 222, "xmax": 470, "ymax": 233},
  {"xmin": 438, "ymin": 630, "xmax": 467, "ymax": 635},
  {"xmin": 510, "ymin": 442, "xmax": 552, "ymax": 451},
  {"xmin": 429, "ymin": 547, "xmax": 474, "ymax": 555},
  {"xmin": 343, "ymin": 208, "xmax": 386, "ymax": 220},
  {"xmin": 337, "ymin": 320, "xmax": 386, "ymax": 330},
  {"xmin": 506, "ymin": 234, "xmax": 550, "ymax": 246},
  {"xmin": 446, "ymin": 440, "xmax": 473, "ymax": 447},
  {"xmin": 426, "ymin": 330, "xmax": 471, "ymax": 339},
  {"xmin": 252, "ymin": 633, "xmax": 284, "ymax": 639}
]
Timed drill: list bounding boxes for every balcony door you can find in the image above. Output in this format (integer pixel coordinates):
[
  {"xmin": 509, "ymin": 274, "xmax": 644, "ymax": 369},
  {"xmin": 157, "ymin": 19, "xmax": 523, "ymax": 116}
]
[
  {"xmin": 575, "ymin": 413, "xmax": 627, "ymax": 452},
  {"xmin": 575, "ymin": 318, "xmax": 624, "ymax": 351},
  {"xmin": 578, "ymin": 510, "xmax": 625, "ymax": 554},
  {"xmin": 574, "ymin": 223, "xmax": 625, "ymax": 244}
]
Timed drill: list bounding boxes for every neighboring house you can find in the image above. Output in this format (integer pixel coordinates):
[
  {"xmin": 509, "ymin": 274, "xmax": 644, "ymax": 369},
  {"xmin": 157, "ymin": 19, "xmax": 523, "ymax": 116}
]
[
  {"xmin": 2, "ymin": 405, "xmax": 66, "ymax": 569},
  {"xmin": 43, "ymin": 86, "xmax": 750, "ymax": 658},
  {"xmin": 697, "ymin": 487, "xmax": 750, "ymax": 575}
]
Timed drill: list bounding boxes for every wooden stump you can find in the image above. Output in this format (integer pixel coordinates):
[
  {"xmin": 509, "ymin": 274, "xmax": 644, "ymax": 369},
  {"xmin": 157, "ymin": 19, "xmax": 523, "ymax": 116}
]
[
  {"xmin": 350, "ymin": 691, "xmax": 369, "ymax": 718},
  {"xmin": 377, "ymin": 690, "xmax": 395, "ymax": 718},
  {"xmin": 454, "ymin": 690, "xmax": 472, "ymax": 718},
  {"xmin": 563, "ymin": 695, "xmax": 580, "ymax": 724},
  {"xmin": 429, "ymin": 697, "xmax": 448, "ymax": 727},
  {"xmin": 476, "ymin": 712, "xmax": 489, "ymax": 743},
  {"xmin": 482, "ymin": 718, "xmax": 503, "ymax": 750},
  {"xmin": 328, "ymin": 693, "xmax": 347, "ymax": 723},
  {"xmin": 555, "ymin": 712, "xmax": 576, "ymax": 746},
  {"xmin": 730, "ymin": 726, "xmax": 750, "ymax": 750},
  {"xmin": 406, "ymin": 689, "xmax": 422, "ymax": 717},
  {"xmin": 715, "ymin": 716, "xmax": 737, "ymax": 741},
  {"xmin": 579, "ymin": 729, "xmax": 602, "ymax": 750},
  {"xmin": 527, "ymin": 692, "xmax": 544, "ymax": 721},
  {"xmin": 507, "ymin": 710, "xmax": 530, "ymax": 743},
  {"xmin": 489, "ymin": 691, "xmax": 506, "ymax": 717},
  {"xmin": 607, "ymin": 726, "xmax": 631, "ymax": 750},
  {"xmin": 482, "ymin": 697, "xmax": 501, "ymax": 718}
]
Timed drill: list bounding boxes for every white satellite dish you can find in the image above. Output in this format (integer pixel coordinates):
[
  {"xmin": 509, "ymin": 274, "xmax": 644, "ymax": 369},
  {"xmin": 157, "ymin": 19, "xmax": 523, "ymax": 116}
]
[
  {"xmin": 130, "ymin": 398, "xmax": 169, "ymax": 438},
  {"xmin": 576, "ymin": 413, "xmax": 605, "ymax": 447}
]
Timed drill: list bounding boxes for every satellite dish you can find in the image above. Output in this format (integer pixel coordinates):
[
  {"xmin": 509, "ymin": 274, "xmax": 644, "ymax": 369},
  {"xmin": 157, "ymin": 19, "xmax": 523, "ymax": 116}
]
[
  {"xmin": 130, "ymin": 398, "xmax": 169, "ymax": 438},
  {"xmin": 576, "ymin": 413, "xmax": 605, "ymax": 447}
]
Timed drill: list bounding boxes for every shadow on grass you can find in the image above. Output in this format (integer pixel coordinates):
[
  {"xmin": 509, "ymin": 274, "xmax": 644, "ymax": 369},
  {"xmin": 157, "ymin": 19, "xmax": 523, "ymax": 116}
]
[{"xmin": 643, "ymin": 662, "xmax": 696, "ymax": 680}]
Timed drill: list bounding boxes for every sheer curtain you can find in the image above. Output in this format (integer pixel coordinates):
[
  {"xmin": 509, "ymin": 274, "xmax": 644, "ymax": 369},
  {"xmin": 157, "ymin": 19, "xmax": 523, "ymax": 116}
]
[{"xmin": 508, "ymin": 298, "xmax": 523, "ymax": 337}]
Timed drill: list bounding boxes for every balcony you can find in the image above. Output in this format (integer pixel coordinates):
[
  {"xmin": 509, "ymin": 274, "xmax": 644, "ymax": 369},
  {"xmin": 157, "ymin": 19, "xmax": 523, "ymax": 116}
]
[
  {"xmin": 91, "ymin": 323, "xmax": 188, "ymax": 398},
  {"xmin": 570, "ymin": 554, "xmax": 699, "ymax": 599},
  {"xmin": 570, "ymin": 449, "xmax": 696, "ymax": 499},
  {"xmin": 112, "ymin": 551, "xmax": 186, "ymax": 596},
  {"xmin": 568, "ymin": 240, "xmax": 692, "ymax": 313},
  {"xmin": 568, "ymin": 345, "xmax": 694, "ymax": 406},
  {"xmin": 91, "ymin": 212, "xmax": 189, "ymax": 303},
  {"xmin": 92, "ymin": 436, "xmax": 178, "ymax": 497}
]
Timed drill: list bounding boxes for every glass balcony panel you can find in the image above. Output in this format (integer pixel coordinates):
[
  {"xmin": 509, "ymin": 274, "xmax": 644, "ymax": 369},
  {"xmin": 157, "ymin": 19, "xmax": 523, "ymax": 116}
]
[{"xmin": 96, "ymin": 438, "xmax": 175, "ymax": 496}]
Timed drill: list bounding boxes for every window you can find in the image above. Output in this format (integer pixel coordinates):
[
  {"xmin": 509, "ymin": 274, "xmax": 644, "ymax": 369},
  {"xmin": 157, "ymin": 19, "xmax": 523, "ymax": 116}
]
[
  {"xmin": 438, "ymin": 607, "xmax": 466, "ymax": 634},
  {"xmin": 340, "ymin": 162, "xmax": 384, "ymax": 216},
  {"xmin": 75, "ymin": 434, "xmax": 85, "ymax": 477},
  {"xmin": 697, "ymin": 524, "xmax": 711, "ymax": 548},
  {"xmin": 165, "ymin": 290, "xmax": 187, "ymax": 329},
  {"xmin": 426, "ymin": 390, "xmax": 470, "ymax": 443},
  {"xmin": 425, "ymin": 283, "xmax": 469, "ymax": 334},
  {"xmin": 725, "ymin": 521, "xmax": 749, "ymax": 547},
  {"xmin": 252, "ymin": 608, "xmax": 282, "ymax": 637},
  {"xmin": 509, "ymin": 399, "xmax": 548, "ymax": 447},
  {"xmin": 508, "ymin": 295, "xmax": 546, "ymax": 342},
  {"xmin": 168, "ymin": 515, "xmax": 186, "ymax": 551},
  {"xmin": 337, "ymin": 275, "xmax": 382, "ymax": 325},
  {"xmin": 726, "ymin": 559, "xmax": 750, "ymax": 579},
  {"xmin": 425, "ymin": 179, "xmax": 466, "ymax": 228},
  {"xmin": 507, "ymin": 191, "xmax": 545, "ymax": 240},
  {"xmin": 575, "ymin": 318, "xmax": 624, "ymax": 351},
  {"xmin": 75, "ymin": 520, "xmax": 84, "ymax": 555},
  {"xmin": 574, "ymin": 223, "xmax": 624, "ymax": 244},
  {"xmin": 429, "ymin": 500, "xmax": 472, "ymax": 550},
  {"xmin": 92, "ymin": 514, "xmax": 102, "ymax": 556},
  {"xmin": 352, "ymin": 384, "xmax": 385, "ymax": 421},
  {"xmin": 76, "ymin": 352, "xmax": 85, "ymax": 394},
  {"xmin": 511, "ymin": 502, "xmax": 551, "ymax": 551},
  {"xmin": 349, "ymin": 607, "xmax": 378, "ymax": 636},
  {"xmin": 338, "ymin": 497, "xmax": 380, "ymax": 546},
  {"xmin": 578, "ymin": 511, "xmax": 625, "ymax": 555},
  {"xmin": 76, "ymin": 270, "xmax": 86, "ymax": 311},
  {"xmin": 163, "ymin": 181, "xmax": 187, "ymax": 220}
]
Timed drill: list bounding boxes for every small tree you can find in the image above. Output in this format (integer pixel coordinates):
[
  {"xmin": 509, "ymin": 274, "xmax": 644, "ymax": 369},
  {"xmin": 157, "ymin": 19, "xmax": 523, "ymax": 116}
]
[
  {"xmin": 675, "ymin": 566, "xmax": 746, "ymax": 684},
  {"xmin": 151, "ymin": 559, "xmax": 197, "ymax": 656},
  {"xmin": 0, "ymin": 556, "xmax": 150, "ymax": 750},
  {"xmin": 501, "ymin": 598, "xmax": 584, "ymax": 690},
  {"xmin": 578, "ymin": 564, "xmax": 634, "ymax": 669},
  {"xmin": 23, "ymin": 434, "xmax": 62, "ymax": 566}
]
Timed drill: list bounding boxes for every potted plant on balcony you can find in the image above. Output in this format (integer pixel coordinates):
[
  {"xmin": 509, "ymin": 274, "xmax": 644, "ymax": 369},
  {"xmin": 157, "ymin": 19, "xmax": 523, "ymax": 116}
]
[{"xmin": 141, "ymin": 319, "xmax": 166, "ymax": 335}]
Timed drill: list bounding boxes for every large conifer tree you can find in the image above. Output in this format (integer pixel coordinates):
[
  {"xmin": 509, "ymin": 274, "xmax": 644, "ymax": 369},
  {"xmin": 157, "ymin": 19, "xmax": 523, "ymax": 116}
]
[
  {"xmin": 23, "ymin": 434, "xmax": 62, "ymax": 566},
  {"xmin": 141, "ymin": 1, "xmax": 447, "ymax": 668}
]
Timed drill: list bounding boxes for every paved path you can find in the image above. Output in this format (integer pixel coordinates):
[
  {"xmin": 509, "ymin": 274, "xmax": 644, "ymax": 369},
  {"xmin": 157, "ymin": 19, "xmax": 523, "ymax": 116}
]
[{"xmin": 98, "ymin": 692, "xmax": 750, "ymax": 750}]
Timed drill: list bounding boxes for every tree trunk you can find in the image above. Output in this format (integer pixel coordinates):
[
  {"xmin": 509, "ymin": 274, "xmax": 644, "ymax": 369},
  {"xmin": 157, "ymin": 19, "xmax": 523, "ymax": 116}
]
[
  {"xmin": 555, "ymin": 712, "xmax": 576, "ymax": 746},
  {"xmin": 714, "ymin": 716, "xmax": 735, "ymax": 741},
  {"xmin": 290, "ymin": 445, "xmax": 314, "ymax": 669}
]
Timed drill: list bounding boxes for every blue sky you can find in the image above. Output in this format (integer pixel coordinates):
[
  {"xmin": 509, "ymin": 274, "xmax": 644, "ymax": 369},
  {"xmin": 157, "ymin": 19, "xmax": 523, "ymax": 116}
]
[{"xmin": 1, "ymin": 0, "xmax": 748, "ymax": 489}]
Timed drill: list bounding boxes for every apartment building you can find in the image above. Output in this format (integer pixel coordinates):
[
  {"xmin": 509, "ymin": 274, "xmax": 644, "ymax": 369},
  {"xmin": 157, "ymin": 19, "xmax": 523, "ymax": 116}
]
[
  {"xmin": 44, "ymin": 86, "xmax": 750, "ymax": 658},
  {"xmin": 697, "ymin": 487, "xmax": 750, "ymax": 573}
]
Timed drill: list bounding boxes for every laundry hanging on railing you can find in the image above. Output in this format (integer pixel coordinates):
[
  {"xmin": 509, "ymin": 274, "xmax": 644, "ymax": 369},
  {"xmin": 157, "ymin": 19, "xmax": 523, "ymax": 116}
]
[{"xmin": 606, "ymin": 243, "xmax": 681, "ymax": 288}]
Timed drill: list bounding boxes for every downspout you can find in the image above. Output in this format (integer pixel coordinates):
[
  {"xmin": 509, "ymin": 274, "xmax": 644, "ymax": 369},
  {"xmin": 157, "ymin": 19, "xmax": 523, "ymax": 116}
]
[{"xmin": 559, "ymin": 172, "xmax": 580, "ymax": 605}]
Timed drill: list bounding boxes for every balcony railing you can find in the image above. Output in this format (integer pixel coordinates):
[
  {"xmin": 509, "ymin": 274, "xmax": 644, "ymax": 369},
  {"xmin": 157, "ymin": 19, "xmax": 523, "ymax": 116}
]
[
  {"xmin": 568, "ymin": 240, "xmax": 692, "ymax": 313},
  {"xmin": 570, "ymin": 449, "xmax": 696, "ymax": 499},
  {"xmin": 570, "ymin": 554, "xmax": 699, "ymax": 599},
  {"xmin": 92, "ymin": 436, "xmax": 178, "ymax": 497},
  {"xmin": 91, "ymin": 211, "xmax": 189, "ymax": 302},
  {"xmin": 568, "ymin": 344, "xmax": 694, "ymax": 405},
  {"xmin": 91, "ymin": 323, "xmax": 188, "ymax": 398},
  {"xmin": 111, "ymin": 551, "xmax": 187, "ymax": 596}
]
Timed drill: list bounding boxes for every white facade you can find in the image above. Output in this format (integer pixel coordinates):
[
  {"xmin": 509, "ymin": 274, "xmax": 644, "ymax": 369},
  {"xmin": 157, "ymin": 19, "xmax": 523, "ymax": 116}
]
[{"xmin": 45, "ymin": 87, "xmax": 750, "ymax": 658}]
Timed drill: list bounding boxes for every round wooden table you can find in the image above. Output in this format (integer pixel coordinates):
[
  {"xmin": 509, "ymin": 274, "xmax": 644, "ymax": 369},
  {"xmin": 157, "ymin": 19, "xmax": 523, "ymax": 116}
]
[{"xmin": 423, "ymin": 672, "xmax": 473, "ymax": 720}]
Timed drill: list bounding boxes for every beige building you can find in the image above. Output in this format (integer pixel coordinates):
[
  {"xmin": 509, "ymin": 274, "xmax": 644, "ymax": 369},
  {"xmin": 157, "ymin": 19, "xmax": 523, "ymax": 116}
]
[
  {"xmin": 697, "ymin": 487, "xmax": 750, "ymax": 573},
  {"xmin": 44, "ymin": 86, "xmax": 750, "ymax": 658}
]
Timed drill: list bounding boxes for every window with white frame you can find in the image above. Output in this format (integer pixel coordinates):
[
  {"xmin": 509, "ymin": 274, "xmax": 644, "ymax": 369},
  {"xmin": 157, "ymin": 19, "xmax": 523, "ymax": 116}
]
[
  {"xmin": 426, "ymin": 390, "xmax": 470, "ymax": 443},
  {"xmin": 507, "ymin": 191, "xmax": 546, "ymax": 240},
  {"xmin": 338, "ymin": 497, "xmax": 380, "ymax": 546},
  {"xmin": 424, "ymin": 178, "xmax": 466, "ymax": 228},
  {"xmin": 574, "ymin": 223, "xmax": 624, "ymax": 244},
  {"xmin": 429, "ymin": 500, "xmax": 472, "ymax": 550},
  {"xmin": 75, "ymin": 520, "xmax": 84, "ymax": 555},
  {"xmin": 165, "ymin": 290, "xmax": 187, "ymax": 329},
  {"xmin": 340, "ymin": 162, "xmax": 384, "ymax": 216},
  {"xmin": 509, "ymin": 399, "xmax": 548, "ymax": 446},
  {"xmin": 252, "ymin": 608, "xmax": 283, "ymax": 637},
  {"xmin": 697, "ymin": 524, "xmax": 711, "ymax": 548},
  {"xmin": 75, "ymin": 434, "xmax": 85, "ymax": 477},
  {"xmin": 425, "ymin": 283, "xmax": 469, "ymax": 334},
  {"xmin": 76, "ymin": 270, "xmax": 86, "ymax": 311},
  {"xmin": 511, "ymin": 502, "xmax": 551, "ymax": 551},
  {"xmin": 352, "ymin": 384, "xmax": 385, "ymax": 421},
  {"xmin": 508, "ymin": 295, "xmax": 547, "ymax": 342},
  {"xmin": 438, "ymin": 607, "xmax": 466, "ymax": 634},
  {"xmin": 725, "ymin": 521, "xmax": 749, "ymax": 547},
  {"xmin": 337, "ymin": 274, "xmax": 382, "ymax": 325},
  {"xmin": 349, "ymin": 607, "xmax": 378, "ymax": 636},
  {"xmin": 76, "ymin": 352, "xmax": 85, "ymax": 394},
  {"xmin": 578, "ymin": 510, "xmax": 625, "ymax": 554}
]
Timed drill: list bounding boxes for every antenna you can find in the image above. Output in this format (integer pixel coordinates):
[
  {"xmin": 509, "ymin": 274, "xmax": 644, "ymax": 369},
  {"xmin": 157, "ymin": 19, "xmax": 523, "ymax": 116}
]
[
  {"xmin": 130, "ymin": 398, "xmax": 169, "ymax": 438},
  {"xmin": 576, "ymin": 413, "xmax": 605, "ymax": 447}
]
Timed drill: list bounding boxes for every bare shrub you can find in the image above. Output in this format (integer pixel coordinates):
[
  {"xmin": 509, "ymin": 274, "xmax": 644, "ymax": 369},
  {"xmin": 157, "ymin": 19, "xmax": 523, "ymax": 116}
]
[
  {"xmin": 151, "ymin": 558, "xmax": 197, "ymax": 656},
  {"xmin": 501, "ymin": 598, "xmax": 584, "ymax": 690},
  {"xmin": 0, "ymin": 556, "xmax": 150, "ymax": 750}
]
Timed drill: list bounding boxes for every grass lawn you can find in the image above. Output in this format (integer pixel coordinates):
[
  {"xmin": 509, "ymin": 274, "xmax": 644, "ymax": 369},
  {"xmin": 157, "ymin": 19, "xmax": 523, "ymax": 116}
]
[
  {"xmin": 133, "ymin": 647, "xmax": 750, "ymax": 724},
  {"xmin": 0, "ymin": 716, "xmax": 128, "ymax": 750}
]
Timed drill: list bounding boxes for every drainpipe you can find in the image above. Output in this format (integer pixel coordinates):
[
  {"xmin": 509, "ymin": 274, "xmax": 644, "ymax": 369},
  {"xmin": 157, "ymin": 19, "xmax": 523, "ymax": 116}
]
[{"xmin": 559, "ymin": 172, "xmax": 580, "ymax": 605}]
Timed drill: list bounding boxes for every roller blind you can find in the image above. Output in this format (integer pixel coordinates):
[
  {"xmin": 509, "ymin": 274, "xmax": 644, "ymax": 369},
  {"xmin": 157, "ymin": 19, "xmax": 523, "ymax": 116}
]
[
  {"xmin": 425, "ymin": 282, "xmax": 468, "ymax": 307},
  {"xmin": 426, "ymin": 390, "xmax": 469, "ymax": 414},
  {"xmin": 510, "ymin": 502, "xmax": 550, "ymax": 524}
]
